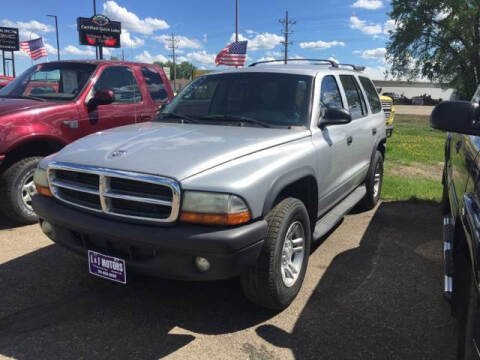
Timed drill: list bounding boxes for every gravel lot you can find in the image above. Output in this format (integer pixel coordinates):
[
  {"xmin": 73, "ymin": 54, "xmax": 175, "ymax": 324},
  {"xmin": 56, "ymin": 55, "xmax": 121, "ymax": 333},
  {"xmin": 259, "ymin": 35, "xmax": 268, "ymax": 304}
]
[{"xmin": 0, "ymin": 201, "xmax": 456, "ymax": 360}]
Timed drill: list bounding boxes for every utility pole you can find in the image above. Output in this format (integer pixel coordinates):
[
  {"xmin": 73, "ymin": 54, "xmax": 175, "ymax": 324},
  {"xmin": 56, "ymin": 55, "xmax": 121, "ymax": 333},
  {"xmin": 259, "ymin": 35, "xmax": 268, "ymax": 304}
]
[
  {"xmin": 93, "ymin": 0, "xmax": 99, "ymax": 60},
  {"xmin": 46, "ymin": 15, "xmax": 60, "ymax": 61},
  {"xmin": 167, "ymin": 33, "xmax": 179, "ymax": 92},
  {"xmin": 279, "ymin": 11, "xmax": 295, "ymax": 64}
]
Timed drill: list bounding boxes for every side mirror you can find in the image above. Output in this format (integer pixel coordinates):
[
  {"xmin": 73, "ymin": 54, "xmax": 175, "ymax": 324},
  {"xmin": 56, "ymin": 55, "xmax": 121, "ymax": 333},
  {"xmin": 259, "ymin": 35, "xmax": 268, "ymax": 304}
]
[
  {"xmin": 320, "ymin": 107, "xmax": 352, "ymax": 127},
  {"xmin": 88, "ymin": 89, "xmax": 114, "ymax": 110},
  {"xmin": 430, "ymin": 101, "xmax": 480, "ymax": 135}
]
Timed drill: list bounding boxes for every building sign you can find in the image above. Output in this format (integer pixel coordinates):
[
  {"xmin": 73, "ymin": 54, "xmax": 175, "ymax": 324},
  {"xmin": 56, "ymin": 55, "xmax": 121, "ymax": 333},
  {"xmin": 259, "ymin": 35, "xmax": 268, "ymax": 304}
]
[
  {"xmin": 77, "ymin": 15, "xmax": 121, "ymax": 48},
  {"xmin": 0, "ymin": 27, "xmax": 19, "ymax": 51}
]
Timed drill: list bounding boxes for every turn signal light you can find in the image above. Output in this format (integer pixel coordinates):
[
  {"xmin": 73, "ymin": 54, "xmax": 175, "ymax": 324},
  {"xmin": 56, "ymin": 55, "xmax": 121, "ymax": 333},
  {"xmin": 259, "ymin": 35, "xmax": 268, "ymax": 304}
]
[
  {"xmin": 35, "ymin": 184, "xmax": 53, "ymax": 197},
  {"xmin": 180, "ymin": 211, "xmax": 251, "ymax": 226}
]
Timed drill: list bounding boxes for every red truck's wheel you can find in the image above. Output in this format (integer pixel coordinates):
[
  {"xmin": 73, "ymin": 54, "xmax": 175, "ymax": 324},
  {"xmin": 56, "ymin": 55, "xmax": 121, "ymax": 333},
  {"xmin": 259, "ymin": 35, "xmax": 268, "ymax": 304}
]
[{"xmin": 0, "ymin": 157, "xmax": 42, "ymax": 225}]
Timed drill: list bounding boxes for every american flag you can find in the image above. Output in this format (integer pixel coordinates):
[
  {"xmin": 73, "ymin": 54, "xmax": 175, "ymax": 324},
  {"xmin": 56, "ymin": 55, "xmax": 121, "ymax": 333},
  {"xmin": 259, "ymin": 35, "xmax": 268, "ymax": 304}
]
[
  {"xmin": 20, "ymin": 38, "xmax": 48, "ymax": 61},
  {"xmin": 215, "ymin": 41, "xmax": 248, "ymax": 67}
]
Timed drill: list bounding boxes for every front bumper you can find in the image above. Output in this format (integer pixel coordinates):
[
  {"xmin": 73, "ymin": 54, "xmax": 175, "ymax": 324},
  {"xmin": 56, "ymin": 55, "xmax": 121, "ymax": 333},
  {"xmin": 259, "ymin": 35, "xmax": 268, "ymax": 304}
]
[{"xmin": 32, "ymin": 195, "xmax": 267, "ymax": 281}]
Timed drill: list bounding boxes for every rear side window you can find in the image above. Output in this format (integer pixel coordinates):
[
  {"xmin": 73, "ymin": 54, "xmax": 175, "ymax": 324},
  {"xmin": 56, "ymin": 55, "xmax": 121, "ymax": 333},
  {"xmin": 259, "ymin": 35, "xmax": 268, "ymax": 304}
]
[
  {"xmin": 359, "ymin": 77, "xmax": 382, "ymax": 113},
  {"xmin": 320, "ymin": 75, "xmax": 343, "ymax": 109},
  {"xmin": 141, "ymin": 67, "xmax": 169, "ymax": 102},
  {"xmin": 94, "ymin": 66, "xmax": 142, "ymax": 104},
  {"xmin": 340, "ymin": 75, "xmax": 367, "ymax": 119}
]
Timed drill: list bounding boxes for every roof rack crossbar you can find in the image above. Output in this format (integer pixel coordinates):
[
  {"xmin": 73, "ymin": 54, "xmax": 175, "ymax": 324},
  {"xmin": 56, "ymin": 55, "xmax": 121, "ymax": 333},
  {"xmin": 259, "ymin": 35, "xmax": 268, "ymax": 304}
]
[
  {"xmin": 248, "ymin": 59, "xmax": 339, "ymax": 68},
  {"xmin": 338, "ymin": 64, "xmax": 366, "ymax": 72}
]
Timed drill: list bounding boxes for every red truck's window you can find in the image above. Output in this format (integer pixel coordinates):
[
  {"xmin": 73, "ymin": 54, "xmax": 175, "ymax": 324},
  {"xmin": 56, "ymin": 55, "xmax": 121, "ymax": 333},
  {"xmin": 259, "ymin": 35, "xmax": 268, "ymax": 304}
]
[
  {"xmin": 141, "ymin": 67, "xmax": 168, "ymax": 102},
  {"xmin": 94, "ymin": 66, "xmax": 142, "ymax": 104}
]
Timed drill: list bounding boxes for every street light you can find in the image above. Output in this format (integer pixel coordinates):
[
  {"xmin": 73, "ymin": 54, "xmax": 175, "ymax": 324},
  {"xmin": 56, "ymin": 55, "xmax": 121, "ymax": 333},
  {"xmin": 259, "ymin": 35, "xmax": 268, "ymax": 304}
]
[{"xmin": 46, "ymin": 14, "xmax": 60, "ymax": 61}]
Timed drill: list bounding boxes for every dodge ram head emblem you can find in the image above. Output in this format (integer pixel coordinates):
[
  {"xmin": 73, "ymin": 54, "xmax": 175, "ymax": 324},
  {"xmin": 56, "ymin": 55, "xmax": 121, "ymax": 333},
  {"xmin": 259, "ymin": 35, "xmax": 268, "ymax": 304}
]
[{"xmin": 110, "ymin": 150, "xmax": 127, "ymax": 158}]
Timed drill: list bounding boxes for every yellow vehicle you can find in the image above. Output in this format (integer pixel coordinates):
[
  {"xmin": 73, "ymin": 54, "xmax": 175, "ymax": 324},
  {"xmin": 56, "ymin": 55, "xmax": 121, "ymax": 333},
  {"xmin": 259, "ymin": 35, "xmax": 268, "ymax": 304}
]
[{"xmin": 380, "ymin": 95, "xmax": 395, "ymax": 137}]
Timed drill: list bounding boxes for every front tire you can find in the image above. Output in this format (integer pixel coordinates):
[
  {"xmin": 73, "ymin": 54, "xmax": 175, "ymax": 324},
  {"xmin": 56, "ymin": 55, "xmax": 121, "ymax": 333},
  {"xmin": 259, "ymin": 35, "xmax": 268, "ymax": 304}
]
[
  {"xmin": 0, "ymin": 156, "xmax": 42, "ymax": 225},
  {"xmin": 241, "ymin": 198, "xmax": 311, "ymax": 310},
  {"xmin": 359, "ymin": 150, "xmax": 384, "ymax": 210}
]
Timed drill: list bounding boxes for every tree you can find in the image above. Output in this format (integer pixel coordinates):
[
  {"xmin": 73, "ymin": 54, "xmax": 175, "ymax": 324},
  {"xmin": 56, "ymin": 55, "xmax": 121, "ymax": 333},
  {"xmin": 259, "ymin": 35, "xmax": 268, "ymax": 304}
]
[
  {"xmin": 153, "ymin": 60, "xmax": 197, "ymax": 79},
  {"xmin": 387, "ymin": 0, "xmax": 480, "ymax": 99}
]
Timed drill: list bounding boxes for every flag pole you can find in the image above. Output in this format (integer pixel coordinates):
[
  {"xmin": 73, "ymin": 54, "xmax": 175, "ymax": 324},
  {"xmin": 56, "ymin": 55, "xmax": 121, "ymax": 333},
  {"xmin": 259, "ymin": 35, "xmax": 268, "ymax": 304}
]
[{"xmin": 235, "ymin": 0, "xmax": 239, "ymax": 42}]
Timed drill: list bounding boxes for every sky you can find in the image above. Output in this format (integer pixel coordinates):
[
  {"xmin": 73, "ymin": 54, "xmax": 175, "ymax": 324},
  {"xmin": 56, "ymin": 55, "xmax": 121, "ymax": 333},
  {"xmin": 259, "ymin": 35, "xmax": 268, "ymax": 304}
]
[{"xmin": 1, "ymin": 0, "xmax": 394, "ymax": 79}]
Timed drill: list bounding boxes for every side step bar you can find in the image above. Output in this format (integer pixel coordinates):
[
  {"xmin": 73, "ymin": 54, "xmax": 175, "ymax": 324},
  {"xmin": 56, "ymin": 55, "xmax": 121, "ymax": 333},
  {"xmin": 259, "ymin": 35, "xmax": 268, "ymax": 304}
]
[
  {"xmin": 313, "ymin": 185, "xmax": 367, "ymax": 241},
  {"xmin": 443, "ymin": 215, "xmax": 454, "ymax": 302}
]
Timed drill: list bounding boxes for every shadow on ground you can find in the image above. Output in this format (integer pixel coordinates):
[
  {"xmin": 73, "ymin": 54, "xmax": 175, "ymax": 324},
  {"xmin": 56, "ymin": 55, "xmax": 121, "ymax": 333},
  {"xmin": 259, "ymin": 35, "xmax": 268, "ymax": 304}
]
[
  {"xmin": 0, "ymin": 216, "xmax": 24, "ymax": 231},
  {"xmin": 0, "ymin": 201, "xmax": 457, "ymax": 359},
  {"xmin": 257, "ymin": 201, "xmax": 457, "ymax": 359}
]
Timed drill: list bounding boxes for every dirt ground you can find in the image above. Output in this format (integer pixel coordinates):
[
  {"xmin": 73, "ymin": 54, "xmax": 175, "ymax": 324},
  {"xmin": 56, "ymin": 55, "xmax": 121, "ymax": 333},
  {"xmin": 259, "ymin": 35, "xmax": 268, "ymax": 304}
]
[
  {"xmin": 0, "ymin": 201, "xmax": 457, "ymax": 360},
  {"xmin": 395, "ymin": 105, "xmax": 434, "ymax": 117}
]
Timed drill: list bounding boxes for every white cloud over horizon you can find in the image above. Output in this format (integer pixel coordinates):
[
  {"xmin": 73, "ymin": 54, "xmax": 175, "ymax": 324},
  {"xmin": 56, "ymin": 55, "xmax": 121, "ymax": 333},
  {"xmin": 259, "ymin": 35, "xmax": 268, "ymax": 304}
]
[{"xmin": 299, "ymin": 40, "xmax": 346, "ymax": 50}]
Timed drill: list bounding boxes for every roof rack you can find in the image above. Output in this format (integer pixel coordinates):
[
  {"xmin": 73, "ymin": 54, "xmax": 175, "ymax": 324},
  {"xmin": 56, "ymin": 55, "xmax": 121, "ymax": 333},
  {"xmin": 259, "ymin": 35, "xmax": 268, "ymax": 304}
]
[
  {"xmin": 338, "ymin": 64, "xmax": 366, "ymax": 72},
  {"xmin": 248, "ymin": 59, "xmax": 339, "ymax": 67}
]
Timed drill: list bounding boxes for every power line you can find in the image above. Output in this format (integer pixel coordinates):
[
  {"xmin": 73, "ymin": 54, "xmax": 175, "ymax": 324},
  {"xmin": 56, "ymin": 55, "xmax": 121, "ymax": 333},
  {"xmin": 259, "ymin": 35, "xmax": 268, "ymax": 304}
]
[
  {"xmin": 279, "ymin": 11, "xmax": 296, "ymax": 64},
  {"xmin": 167, "ymin": 33, "xmax": 179, "ymax": 92}
]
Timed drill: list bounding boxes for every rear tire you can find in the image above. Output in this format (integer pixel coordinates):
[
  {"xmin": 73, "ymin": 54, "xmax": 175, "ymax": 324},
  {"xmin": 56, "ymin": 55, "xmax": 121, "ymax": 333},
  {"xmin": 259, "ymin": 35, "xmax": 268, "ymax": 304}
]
[
  {"xmin": 359, "ymin": 150, "xmax": 384, "ymax": 210},
  {"xmin": 0, "ymin": 157, "xmax": 42, "ymax": 225},
  {"xmin": 241, "ymin": 198, "xmax": 311, "ymax": 310}
]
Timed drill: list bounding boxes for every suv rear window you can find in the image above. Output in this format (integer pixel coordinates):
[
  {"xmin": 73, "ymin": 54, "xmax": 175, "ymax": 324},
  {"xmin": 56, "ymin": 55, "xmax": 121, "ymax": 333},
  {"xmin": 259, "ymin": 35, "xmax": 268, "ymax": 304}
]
[
  {"xmin": 340, "ymin": 75, "xmax": 367, "ymax": 119},
  {"xmin": 359, "ymin": 77, "xmax": 382, "ymax": 113},
  {"xmin": 141, "ymin": 67, "xmax": 169, "ymax": 102}
]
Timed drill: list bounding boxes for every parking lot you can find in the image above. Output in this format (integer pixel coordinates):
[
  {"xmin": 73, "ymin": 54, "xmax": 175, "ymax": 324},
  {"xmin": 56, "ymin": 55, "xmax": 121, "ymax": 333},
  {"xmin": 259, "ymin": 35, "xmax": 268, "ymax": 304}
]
[{"xmin": 0, "ymin": 200, "xmax": 457, "ymax": 359}]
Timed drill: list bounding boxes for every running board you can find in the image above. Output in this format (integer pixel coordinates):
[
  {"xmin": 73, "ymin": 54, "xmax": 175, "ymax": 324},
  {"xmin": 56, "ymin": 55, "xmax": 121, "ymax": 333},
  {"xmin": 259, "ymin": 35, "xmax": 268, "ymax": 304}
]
[{"xmin": 313, "ymin": 185, "xmax": 367, "ymax": 241}]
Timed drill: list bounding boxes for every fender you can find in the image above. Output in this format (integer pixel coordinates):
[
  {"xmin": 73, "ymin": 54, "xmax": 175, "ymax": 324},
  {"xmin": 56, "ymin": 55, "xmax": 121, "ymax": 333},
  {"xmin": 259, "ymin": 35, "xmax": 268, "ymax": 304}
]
[
  {"xmin": 4, "ymin": 133, "xmax": 67, "ymax": 155},
  {"xmin": 262, "ymin": 166, "xmax": 317, "ymax": 216},
  {"xmin": 462, "ymin": 193, "xmax": 480, "ymax": 284}
]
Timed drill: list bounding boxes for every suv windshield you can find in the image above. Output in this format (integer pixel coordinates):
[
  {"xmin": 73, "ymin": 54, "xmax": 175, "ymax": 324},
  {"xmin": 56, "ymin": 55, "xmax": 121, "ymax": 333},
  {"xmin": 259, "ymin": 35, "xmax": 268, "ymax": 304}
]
[
  {"xmin": 0, "ymin": 62, "xmax": 97, "ymax": 101},
  {"xmin": 160, "ymin": 72, "xmax": 312, "ymax": 127}
]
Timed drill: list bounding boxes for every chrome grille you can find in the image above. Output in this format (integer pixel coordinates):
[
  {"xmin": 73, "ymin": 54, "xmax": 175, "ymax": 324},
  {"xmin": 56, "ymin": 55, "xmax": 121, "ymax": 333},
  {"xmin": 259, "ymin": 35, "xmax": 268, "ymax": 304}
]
[
  {"xmin": 381, "ymin": 99, "xmax": 393, "ymax": 121},
  {"xmin": 47, "ymin": 163, "xmax": 181, "ymax": 223}
]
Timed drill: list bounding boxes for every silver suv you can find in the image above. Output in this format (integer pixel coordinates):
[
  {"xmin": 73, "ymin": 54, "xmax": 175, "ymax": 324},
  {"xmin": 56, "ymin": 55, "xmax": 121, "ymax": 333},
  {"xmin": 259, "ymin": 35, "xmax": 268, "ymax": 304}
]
[{"xmin": 32, "ymin": 59, "xmax": 386, "ymax": 309}]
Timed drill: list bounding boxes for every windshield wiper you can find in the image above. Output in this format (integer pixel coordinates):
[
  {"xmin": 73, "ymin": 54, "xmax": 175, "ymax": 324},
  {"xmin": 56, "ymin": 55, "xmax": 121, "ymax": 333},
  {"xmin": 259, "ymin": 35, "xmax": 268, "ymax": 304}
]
[
  {"xmin": 199, "ymin": 114, "xmax": 271, "ymax": 128},
  {"xmin": 158, "ymin": 112, "xmax": 201, "ymax": 124},
  {"xmin": 0, "ymin": 94, "xmax": 46, "ymax": 102}
]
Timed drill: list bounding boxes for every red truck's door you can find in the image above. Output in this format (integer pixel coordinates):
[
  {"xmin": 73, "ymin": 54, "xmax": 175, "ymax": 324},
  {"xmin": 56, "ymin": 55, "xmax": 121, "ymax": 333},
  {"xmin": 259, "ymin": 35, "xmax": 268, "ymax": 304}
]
[{"xmin": 78, "ymin": 65, "xmax": 143, "ymax": 134}]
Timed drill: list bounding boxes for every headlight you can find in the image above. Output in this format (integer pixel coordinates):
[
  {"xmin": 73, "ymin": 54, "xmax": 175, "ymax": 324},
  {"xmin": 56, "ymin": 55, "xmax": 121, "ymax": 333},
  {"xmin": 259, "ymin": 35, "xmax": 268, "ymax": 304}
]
[
  {"xmin": 180, "ymin": 191, "xmax": 251, "ymax": 226},
  {"xmin": 33, "ymin": 167, "xmax": 52, "ymax": 197}
]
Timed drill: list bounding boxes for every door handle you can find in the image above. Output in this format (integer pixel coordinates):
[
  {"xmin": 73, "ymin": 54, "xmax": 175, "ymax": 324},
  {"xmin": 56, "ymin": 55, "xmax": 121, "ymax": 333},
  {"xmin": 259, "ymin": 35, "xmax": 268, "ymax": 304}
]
[
  {"xmin": 372, "ymin": 128, "xmax": 377, "ymax": 135},
  {"xmin": 140, "ymin": 115, "xmax": 151, "ymax": 121},
  {"xmin": 347, "ymin": 136, "xmax": 353, "ymax": 145}
]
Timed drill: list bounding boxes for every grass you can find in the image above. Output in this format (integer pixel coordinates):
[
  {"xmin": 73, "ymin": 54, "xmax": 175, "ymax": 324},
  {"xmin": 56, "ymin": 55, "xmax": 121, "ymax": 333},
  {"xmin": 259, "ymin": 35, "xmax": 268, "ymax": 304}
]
[{"xmin": 381, "ymin": 114, "xmax": 445, "ymax": 202}]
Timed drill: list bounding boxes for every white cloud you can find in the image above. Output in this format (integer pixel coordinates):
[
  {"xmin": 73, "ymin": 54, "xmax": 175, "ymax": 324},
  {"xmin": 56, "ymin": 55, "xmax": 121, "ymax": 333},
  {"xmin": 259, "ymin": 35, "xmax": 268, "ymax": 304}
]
[
  {"xmin": 185, "ymin": 50, "xmax": 216, "ymax": 66},
  {"xmin": 434, "ymin": 9, "xmax": 451, "ymax": 22},
  {"xmin": 121, "ymin": 30, "xmax": 144, "ymax": 48},
  {"xmin": 63, "ymin": 45, "xmax": 95, "ymax": 57},
  {"xmin": 299, "ymin": 40, "xmax": 345, "ymax": 50},
  {"xmin": 103, "ymin": 0, "xmax": 169, "ymax": 35},
  {"xmin": 349, "ymin": 16, "xmax": 382, "ymax": 36},
  {"xmin": 154, "ymin": 34, "xmax": 202, "ymax": 50},
  {"xmin": 135, "ymin": 50, "xmax": 168, "ymax": 63},
  {"xmin": 352, "ymin": 0, "xmax": 383, "ymax": 10},
  {"xmin": 231, "ymin": 32, "xmax": 283, "ymax": 51},
  {"xmin": 364, "ymin": 66, "xmax": 387, "ymax": 80},
  {"xmin": 360, "ymin": 47, "xmax": 386, "ymax": 61},
  {"xmin": 44, "ymin": 43, "xmax": 57, "ymax": 55},
  {"xmin": 202, "ymin": 34, "xmax": 208, "ymax": 43},
  {"xmin": 383, "ymin": 19, "xmax": 396, "ymax": 34},
  {"xmin": 1, "ymin": 19, "xmax": 52, "ymax": 40}
]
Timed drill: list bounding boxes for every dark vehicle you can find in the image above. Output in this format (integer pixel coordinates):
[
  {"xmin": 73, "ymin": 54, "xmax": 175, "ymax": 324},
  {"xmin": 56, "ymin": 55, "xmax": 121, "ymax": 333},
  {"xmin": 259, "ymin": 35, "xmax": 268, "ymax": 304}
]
[
  {"xmin": 431, "ymin": 85, "xmax": 480, "ymax": 359},
  {"xmin": 0, "ymin": 60, "xmax": 173, "ymax": 224}
]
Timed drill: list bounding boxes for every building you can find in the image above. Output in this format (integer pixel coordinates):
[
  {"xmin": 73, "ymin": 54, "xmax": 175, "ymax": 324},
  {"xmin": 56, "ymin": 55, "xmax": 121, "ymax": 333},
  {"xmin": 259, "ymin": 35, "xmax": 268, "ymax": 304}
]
[{"xmin": 373, "ymin": 80, "xmax": 455, "ymax": 101}]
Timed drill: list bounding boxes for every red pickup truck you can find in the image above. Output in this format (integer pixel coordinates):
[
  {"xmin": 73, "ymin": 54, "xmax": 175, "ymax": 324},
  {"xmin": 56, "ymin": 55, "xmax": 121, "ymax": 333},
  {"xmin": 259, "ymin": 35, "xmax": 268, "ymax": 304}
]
[
  {"xmin": 0, "ymin": 76, "xmax": 14, "ymax": 88},
  {"xmin": 0, "ymin": 60, "xmax": 173, "ymax": 224}
]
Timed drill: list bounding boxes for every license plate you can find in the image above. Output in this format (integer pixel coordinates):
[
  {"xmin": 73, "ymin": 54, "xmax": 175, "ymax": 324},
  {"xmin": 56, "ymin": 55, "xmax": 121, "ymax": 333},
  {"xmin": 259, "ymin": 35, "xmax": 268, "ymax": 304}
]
[{"xmin": 88, "ymin": 250, "xmax": 126, "ymax": 284}]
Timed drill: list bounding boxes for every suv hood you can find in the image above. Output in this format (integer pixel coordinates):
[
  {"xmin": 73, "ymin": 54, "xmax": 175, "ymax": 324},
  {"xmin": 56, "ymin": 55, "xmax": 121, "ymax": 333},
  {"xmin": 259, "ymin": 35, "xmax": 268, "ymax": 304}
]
[
  {"xmin": 52, "ymin": 122, "xmax": 311, "ymax": 180},
  {"xmin": 0, "ymin": 97, "xmax": 59, "ymax": 117}
]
